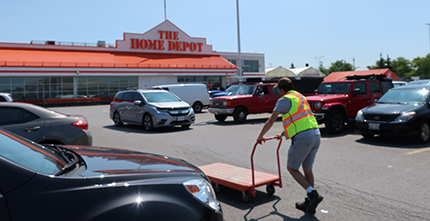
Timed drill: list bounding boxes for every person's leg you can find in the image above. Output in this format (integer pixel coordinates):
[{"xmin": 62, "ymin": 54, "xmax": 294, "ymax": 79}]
[{"xmin": 287, "ymin": 166, "xmax": 311, "ymax": 190}]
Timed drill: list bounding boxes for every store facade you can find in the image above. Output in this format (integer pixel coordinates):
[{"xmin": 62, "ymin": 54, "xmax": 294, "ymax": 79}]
[{"xmin": 0, "ymin": 20, "xmax": 246, "ymax": 104}]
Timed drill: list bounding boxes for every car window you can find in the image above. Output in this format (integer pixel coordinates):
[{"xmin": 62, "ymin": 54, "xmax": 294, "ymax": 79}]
[
  {"xmin": 0, "ymin": 96, "xmax": 6, "ymax": 102},
  {"xmin": 115, "ymin": 92, "xmax": 125, "ymax": 100},
  {"xmin": 368, "ymin": 82, "xmax": 381, "ymax": 94},
  {"xmin": 123, "ymin": 92, "xmax": 134, "ymax": 101},
  {"xmin": 0, "ymin": 130, "xmax": 65, "ymax": 175},
  {"xmin": 256, "ymin": 86, "xmax": 269, "ymax": 96},
  {"xmin": 272, "ymin": 86, "xmax": 280, "ymax": 95},
  {"xmin": 318, "ymin": 82, "xmax": 351, "ymax": 94},
  {"xmin": 354, "ymin": 83, "xmax": 367, "ymax": 95},
  {"xmin": 0, "ymin": 107, "xmax": 39, "ymax": 125},
  {"xmin": 236, "ymin": 85, "xmax": 256, "ymax": 95},
  {"xmin": 132, "ymin": 92, "xmax": 143, "ymax": 102},
  {"xmin": 378, "ymin": 88, "xmax": 429, "ymax": 104},
  {"xmin": 142, "ymin": 91, "xmax": 181, "ymax": 102},
  {"xmin": 225, "ymin": 85, "xmax": 239, "ymax": 93}
]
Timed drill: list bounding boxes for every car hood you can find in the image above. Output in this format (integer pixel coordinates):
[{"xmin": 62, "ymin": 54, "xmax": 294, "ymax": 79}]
[
  {"xmin": 149, "ymin": 101, "xmax": 190, "ymax": 108},
  {"xmin": 63, "ymin": 145, "xmax": 200, "ymax": 177},
  {"xmin": 306, "ymin": 94, "xmax": 349, "ymax": 102},
  {"xmin": 211, "ymin": 94, "xmax": 250, "ymax": 100},
  {"xmin": 362, "ymin": 103, "xmax": 423, "ymax": 114}
]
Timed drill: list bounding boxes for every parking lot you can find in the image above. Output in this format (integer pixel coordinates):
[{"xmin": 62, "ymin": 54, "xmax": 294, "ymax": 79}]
[{"xmin": 53, "ymin": 105, "xmax": 430, "ymax": 221}]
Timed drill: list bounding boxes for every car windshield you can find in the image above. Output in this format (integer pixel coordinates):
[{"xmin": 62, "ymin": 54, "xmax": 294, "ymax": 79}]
[
  {"xmin": 377, "ymin": 88, "xmax": 429, "ymax": 104},
  {"xmin": 0, "ymin": 130, "xmax": 66, "ymax": 175},
  {"xmin": 408, "ymin": 81, "xmax": 430, "ymax": 85},
  {"xmin": 317, "ymin": 82, "xmax": 352, "ymax": 94},
  {"xmin": 142, "ymin": 91, "xmax": 181, "ymax": 102},
  {"xmin": 225, "ymin": 85, "xmax": 239, "ymax": 93},
  {"xmin": 236, "ymin": 85, "xmax": 256, "ymax": 95}
]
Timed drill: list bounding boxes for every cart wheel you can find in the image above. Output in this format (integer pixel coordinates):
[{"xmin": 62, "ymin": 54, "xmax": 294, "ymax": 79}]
[
  {"xmin": 241, "ymin": 191, "xmax": 250, "ymax": 202},
  {"xmin": 266, "ymin": 184, "xmax": 275, "ymax": 196},
  {"xmin": 213, "ymin": 183, "xmax": 221, "ymax": 193}
]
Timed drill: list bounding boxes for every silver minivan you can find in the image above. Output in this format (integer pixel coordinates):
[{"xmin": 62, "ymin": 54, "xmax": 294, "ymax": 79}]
[{"xmin": 110, "ymin": 89, "xmax": 195, "ymax": 130}]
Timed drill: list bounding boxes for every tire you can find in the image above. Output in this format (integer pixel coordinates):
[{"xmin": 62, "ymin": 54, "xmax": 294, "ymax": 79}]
[
  {"xmin": 241, "ymin": 191, "xmax": 250, "ymax": 203},
  {"xmin": 142, "ymin": 114, "xmax": 153, "ymax": 131},
  {"xmin": 215, "ymin": 114, "xmax": 227, "ymax": 122},
  {"xmin": 325, "ymin": 110, "xmax": 345, "ymax": 134},
  {"xmin": 181, "ymin": 124, "xmax": 191, "ymax": 129},
  {"xmin": 417, "ymin": 122, "xmax": 430, "ymax": 143},
  {"xmin": 266, "ymin": 184, "xmax": 275, "ymax": 196},
  {"xmin": 233, "ymin": 107, "xmax": 248, "ymax": 123},
  {"xmin": 113, "ymin": 112, "xmax": 123, "ymax": 127},
  {"xmin": 192, "ymin": 102, "xmax": 203, "ymax": 113}
]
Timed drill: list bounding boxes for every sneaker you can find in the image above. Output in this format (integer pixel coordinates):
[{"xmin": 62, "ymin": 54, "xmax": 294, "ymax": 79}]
[
  {"xmin": 295, "ymin": 198, "xmax": 309, "ymax": 213},
  {"xmin": 307, "ymin": 190, "xmax": 323, "ymax": 213}
]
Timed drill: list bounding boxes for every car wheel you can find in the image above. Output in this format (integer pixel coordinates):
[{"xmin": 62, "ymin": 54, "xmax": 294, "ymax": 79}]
[
  {"xmin": 417, "ymin": 122, "xmax": 430, "ymax": 143},
  {"xmin": 142, "ymin": 114, "xmax": 153, "ymax": 131},
  {"xmin": 192, "ymin": 102, "xmax": 203, "ymax": 113},
  {"xmin": 113, "ymin": 112, "xmax": 123, "ymax": 126},
  {"xmin": 233, "ymin": 107, "xmax": 248, "ymax": 123},
  {"xmin": 181, "ymin": 124, "xmax": 191, "ymax": 129},
  {"xmin": 215, "ymin": 114, "xmax": 227, "ymax": 122},
  {"xmin": 325, "ymin": 110, "xmax": 345, "ymax": 134}
]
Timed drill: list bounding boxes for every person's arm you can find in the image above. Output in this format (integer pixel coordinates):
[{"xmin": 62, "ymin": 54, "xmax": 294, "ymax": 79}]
[{"xmin": 257, "ymin": 110, "xmax": 281, "ymax": 143}]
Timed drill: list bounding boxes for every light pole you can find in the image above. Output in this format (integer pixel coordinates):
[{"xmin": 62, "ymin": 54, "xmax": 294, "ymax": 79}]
[
  {"xmin": 426, "ymin": 23, "xmax": 430, "ymax": 54},
  {"xmin": 236, "ymin": 0, "xmax": 243, "ymax": 82}
]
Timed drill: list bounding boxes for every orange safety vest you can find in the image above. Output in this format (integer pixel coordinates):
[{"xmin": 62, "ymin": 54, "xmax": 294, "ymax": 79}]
[{"xmin": 281, "ymin": 90, "xmax": 318, "ymax": 139}]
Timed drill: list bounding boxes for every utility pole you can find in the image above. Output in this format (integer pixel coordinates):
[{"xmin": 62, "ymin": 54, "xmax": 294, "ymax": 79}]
[{"xmin": 164, "ymin": 0, "xmax": 167, "ymax": 20}]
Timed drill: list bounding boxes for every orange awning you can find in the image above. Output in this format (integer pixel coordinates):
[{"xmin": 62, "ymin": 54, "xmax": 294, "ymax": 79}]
[
  {"xmin": 0, "ymin": 48, "xmax": 237, "ymax": 70},
  {"xmin": 324, "ymin": 68, "xmax": 401, "ymax": 81}
]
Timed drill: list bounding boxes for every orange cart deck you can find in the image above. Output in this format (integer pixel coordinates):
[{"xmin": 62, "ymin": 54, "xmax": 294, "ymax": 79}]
[{"xmin": 199, "ymin": 162, "xmax": 280, "ymax": 192}]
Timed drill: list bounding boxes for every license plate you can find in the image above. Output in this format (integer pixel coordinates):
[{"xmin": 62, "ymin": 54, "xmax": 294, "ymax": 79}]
[
  {"xmin": 177, "ymin": 116, "xmax": 185, "ymax": 121},
  {"xmin": 368, "ymin": 123, "xmax": 380, "ymax": 130}
]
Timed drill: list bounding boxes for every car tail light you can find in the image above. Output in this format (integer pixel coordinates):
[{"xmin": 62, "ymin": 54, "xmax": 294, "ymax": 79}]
[
  {"xmin": 184, "ymin": 178, "xmax": 221, "ymax": 212},
  {"xmin": 72, "ymin": 119, "xmax": 88, "ymax": 130}
]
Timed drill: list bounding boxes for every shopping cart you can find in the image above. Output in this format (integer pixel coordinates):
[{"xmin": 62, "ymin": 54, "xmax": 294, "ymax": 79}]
[{"xmin": 199, "ymin": 136, "xmax": 283, "ymax": 202}]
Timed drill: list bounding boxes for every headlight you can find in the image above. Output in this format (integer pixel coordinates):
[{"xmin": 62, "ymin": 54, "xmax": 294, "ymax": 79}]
[
  {"xmin": 156, "ymin": 108, "xmax": 169, "ymax": 113},
  {"xmin": 394, "ymin": 111, "xmax": 416, "ymax": 122},
  {"xmin": 355, "ymin": 110, "xmax": 364, "ymax": 121},
  {"xmin": 314, "ymin": 102, "xmax": 321, "ymax": 109},
  {"xmin": 222, "ymin": 101, "xmax": 231, "ymax": 107},
  {"xmin": 184, "ymin": 178, "xmax": 220, "ymax": 211}
]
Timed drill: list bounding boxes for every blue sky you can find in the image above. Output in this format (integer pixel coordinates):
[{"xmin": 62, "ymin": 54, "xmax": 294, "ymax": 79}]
[{"xmin": 2, "ymin": 0, "xmax": 430, "ymax": 71}]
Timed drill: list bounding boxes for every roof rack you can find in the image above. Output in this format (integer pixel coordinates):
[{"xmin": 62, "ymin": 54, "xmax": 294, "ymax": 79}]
[{"xmin": 346, "ymin": 74, "xmax": 388, "ymax": 81}]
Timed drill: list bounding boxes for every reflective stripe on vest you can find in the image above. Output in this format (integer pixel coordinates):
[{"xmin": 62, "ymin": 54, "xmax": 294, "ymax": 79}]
[{"xmin": 281, "ymin": 90, "xmax": 318, "ymax": 139}]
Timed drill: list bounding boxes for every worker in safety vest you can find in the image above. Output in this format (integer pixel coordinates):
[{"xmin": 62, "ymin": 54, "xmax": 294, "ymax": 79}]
[{"xmin": 257, "ymin": 77, "xmax": 323, "ymax": 214}]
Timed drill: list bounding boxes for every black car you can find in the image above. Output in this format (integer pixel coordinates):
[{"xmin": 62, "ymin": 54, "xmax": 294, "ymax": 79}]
[
  {"xmin": 0, "ymin": 129, "xmax": 223, "ymax": 221},
  {"xmin": 355, "ymin": 85, "xmax": 430, "ymax": 143}
]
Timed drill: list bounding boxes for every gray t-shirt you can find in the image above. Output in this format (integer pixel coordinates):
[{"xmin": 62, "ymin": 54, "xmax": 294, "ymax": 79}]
[{"xmin": 273, "ymin": 96, "xmax": 292, "ymax": 114}]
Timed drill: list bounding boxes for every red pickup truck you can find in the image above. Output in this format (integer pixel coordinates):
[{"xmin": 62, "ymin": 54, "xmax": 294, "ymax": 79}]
[
  {"xmin": 306, "ymin": 74, "xmax": 393, "ymax": 134},
  {"xmin": 208, "ymin": 83, "xmax": 281, "ymax": 123}
]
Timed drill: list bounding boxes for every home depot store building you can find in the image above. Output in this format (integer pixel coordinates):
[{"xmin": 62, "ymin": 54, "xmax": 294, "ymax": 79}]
[{"xmin": 0, "ymin": 20, "xmax": 264, "ymax": 105}]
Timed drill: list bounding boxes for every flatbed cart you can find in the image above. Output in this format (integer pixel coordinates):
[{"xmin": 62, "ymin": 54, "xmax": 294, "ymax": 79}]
[{"xmin": 199, "ymin": 136, "xmax": 283, "ymax": 202}]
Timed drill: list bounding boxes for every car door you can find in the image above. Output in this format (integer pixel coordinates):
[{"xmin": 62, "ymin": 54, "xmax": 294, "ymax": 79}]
[
  {"xmin": 0, "ymin": 107, "xmax": 44, "ymax": 142},
  {"xmin": 127, "ymin": 92, "xmax": 145, "ymax": 124},
  {"xmin": 119, "ymin": 92, "xmax": 134, "ymax": 122},
  {"xmin": 0, "ymin": 190, "xmax": 10, "ymax": 221},
  {"xmin": 350, "ymin": 82, "xmax": 373, "ymax": 116}
]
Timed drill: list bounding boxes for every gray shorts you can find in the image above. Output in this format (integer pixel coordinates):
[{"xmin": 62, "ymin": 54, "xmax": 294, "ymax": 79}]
[{"xmin": 287, "ymin": 128, "xmax": 321, "ymax": 170}]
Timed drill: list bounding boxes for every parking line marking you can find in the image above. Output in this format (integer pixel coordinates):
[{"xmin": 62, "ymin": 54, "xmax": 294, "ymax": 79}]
[{"xmin": 406, "ymin": 148, "xmax": 430, "ymax": 155}]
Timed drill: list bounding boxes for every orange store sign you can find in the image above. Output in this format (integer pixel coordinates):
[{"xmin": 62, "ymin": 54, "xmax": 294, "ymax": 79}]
[{"xmin": 117, "ymin": 20, "xmax": 213, "ymax": 54}]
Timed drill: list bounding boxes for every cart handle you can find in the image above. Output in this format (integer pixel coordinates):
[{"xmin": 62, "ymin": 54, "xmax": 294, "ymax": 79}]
[{"xmin": 250, "ymin": 136, "xmax": 283, "ymax": 197}]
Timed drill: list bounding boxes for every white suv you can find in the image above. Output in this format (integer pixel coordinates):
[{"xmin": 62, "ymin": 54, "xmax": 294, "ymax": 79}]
[
  {"xmin": 109, "ymin": 89, "xmax": 195, "ymax": 130},
  {"xmin": 0, "ymin": 93, "xmax": 13, "ymax": 102}
]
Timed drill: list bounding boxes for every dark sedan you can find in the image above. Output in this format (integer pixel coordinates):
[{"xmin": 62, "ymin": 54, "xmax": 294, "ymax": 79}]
[
  {"xmin": 0, "ymin": 102, "xmax": 92, "ymax": 145},
  {"xmin": 355, "ymin": 85, "xmax": 430, "ymax": 143},
  {"xmin": 0, "ymin": 129, "xmax": 223, "ymax": 221}
]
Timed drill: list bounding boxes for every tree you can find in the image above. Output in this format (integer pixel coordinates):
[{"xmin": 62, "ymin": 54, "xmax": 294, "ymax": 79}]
[
  {"xmin": 368, "ymin": 54, "xmax": 392, "ymax": 70},
  {"xmin": 290, "ymin": 63, "xmax": 295, "ymax": 69},
  {"xmin": 391, "ymin": 57, "xmax": 413, "ymax": 77},
  {"xmin": 325, "ymin": 60, "xmax": 354, "ymax": 73},
  {"xmin": 411, "ymin": 54, "xmax": 430, "ymax": 78}
]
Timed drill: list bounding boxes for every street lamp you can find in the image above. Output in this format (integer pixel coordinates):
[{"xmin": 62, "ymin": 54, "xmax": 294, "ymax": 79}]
[
  {"xmin": 426, "ymin": 23, "xmax": 430, "ymax": 55},
  {"xmin": 236, "ymin": 0, "xmax": 243, "ymax": 82}
]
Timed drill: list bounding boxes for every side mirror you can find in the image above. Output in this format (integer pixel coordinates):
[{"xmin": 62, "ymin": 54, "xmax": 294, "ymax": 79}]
[
  {"xmin": 353, "ymin": 88, "xmax": 360, "ymax": 96},
  {"xmin": 134, "ymin": 100, "xmax": 142, "ymax": 106}
]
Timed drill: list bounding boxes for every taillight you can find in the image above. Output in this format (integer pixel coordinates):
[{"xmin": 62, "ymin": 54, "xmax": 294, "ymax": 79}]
[{"xmin": 72, "ymin": 119, "xmax": 88, "ymax": 130}]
